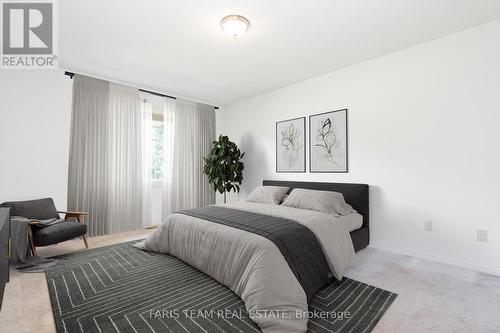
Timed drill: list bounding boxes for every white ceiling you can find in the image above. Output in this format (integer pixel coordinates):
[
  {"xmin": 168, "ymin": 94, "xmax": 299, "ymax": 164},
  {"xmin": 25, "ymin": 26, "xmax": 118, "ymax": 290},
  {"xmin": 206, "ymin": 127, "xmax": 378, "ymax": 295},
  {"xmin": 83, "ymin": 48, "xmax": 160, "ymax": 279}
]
[{"xmin": 59, "ymin": 0, "xmax": 500, "ymax": 106}]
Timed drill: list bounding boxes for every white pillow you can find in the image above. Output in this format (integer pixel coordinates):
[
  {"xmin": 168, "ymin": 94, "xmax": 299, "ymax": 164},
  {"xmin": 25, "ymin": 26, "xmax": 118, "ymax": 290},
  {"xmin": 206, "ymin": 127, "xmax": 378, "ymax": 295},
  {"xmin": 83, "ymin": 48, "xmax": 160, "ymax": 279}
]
[
  {"xmin": 281, "ymin": 188, "xmax": 356, "ymax": 216},
  {"xmin": 246, "ymin": 186, "xmax": 290, "ymax": 205}
]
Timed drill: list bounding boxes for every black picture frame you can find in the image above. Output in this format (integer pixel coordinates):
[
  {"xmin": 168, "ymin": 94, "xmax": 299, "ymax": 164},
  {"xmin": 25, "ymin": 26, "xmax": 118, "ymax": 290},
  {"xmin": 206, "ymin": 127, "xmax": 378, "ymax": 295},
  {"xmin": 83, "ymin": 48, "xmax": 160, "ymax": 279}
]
[
  {"xmin": 276, "ymin": 116, "xmax": 306, "ymax": 173},
  {"xmin": 309, "ymin": 109, "xmax": 348, "ymax": 173}
]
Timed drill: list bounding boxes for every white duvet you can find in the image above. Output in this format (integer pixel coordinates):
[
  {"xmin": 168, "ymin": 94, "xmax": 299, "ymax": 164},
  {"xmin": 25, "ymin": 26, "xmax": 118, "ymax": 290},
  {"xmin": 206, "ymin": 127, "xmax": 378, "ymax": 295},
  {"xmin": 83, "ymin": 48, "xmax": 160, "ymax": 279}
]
[{"xmin": 135, "ymin": 202, "xmax": 356, "ymax": 333}]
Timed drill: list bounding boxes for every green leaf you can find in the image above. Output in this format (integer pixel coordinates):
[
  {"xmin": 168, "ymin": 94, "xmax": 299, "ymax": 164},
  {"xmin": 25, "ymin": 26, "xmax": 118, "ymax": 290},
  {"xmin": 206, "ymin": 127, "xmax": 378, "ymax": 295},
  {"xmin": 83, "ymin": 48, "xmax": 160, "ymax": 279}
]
[{"xmin": 203, "ymin": 135, "xmax": 245, "ymax": 194}]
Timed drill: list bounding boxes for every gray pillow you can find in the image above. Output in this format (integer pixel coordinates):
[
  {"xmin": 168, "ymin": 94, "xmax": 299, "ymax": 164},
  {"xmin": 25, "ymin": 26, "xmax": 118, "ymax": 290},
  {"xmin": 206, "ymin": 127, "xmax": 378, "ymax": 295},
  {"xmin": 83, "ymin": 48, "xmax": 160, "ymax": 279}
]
[
  {"xmin": 246, "ymin": 186, "xmax": 290, "ymax": 205},
  {"xmin": 281, "ymin": 188, "xmax": 356, "ymax": 216}
]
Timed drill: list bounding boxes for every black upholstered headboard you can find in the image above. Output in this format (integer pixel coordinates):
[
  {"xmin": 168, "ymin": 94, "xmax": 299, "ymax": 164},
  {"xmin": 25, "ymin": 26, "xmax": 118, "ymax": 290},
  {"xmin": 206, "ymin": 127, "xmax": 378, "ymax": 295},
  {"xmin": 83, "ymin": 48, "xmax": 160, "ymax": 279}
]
[{"xmin": 262, "ymin": 180, "xmax": 369, "ymax": 229}]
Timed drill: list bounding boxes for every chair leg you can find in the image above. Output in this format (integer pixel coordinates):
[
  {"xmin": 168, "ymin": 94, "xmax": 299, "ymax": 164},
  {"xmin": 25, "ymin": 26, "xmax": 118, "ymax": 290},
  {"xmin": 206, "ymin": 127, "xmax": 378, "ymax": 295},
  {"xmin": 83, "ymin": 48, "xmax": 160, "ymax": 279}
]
[
  {"xmin": 75, "ymin": 215, "xmax": 89, "ymax": 249},
  {"xmin": 82, "ymin": 234, "xmax": 89, "ymax": 249},
  {"xmin": 27, "ymin": 227, "xmax": 37, "ymax": 256}
]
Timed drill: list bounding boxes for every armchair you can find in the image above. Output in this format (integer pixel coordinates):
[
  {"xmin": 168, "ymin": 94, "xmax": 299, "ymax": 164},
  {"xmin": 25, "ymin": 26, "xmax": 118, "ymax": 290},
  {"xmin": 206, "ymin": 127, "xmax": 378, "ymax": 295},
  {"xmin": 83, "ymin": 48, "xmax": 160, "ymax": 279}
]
[{"xmin": 0, "ymin": 198, "xmax": 88, "ymax": 255}]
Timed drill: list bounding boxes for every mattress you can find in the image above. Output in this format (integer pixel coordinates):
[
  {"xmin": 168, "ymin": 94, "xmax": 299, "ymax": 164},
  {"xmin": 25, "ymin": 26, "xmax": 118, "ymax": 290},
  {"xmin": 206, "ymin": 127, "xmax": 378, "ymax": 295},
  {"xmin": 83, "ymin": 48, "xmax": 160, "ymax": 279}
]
[{"xmin": 337, "ymin": 212, "xmax": 363, "ymax": 232}]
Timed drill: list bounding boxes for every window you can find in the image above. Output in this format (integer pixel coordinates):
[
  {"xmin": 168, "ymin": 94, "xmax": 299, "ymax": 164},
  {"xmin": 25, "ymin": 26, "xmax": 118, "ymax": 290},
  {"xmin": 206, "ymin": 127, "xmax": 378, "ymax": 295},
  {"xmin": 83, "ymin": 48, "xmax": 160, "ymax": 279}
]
[{"xmin": 151, "ymin": 111, "xmax": 164, "ymax": 180}]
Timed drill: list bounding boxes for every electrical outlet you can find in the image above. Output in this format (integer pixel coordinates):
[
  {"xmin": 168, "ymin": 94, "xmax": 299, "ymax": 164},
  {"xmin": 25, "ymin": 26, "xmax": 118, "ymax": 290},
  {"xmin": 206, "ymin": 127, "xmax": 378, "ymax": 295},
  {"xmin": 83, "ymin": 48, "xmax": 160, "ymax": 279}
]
[
  {"xmin": 424, "ymin": 221, "xmax": 433, "ymax": 231},
  {"xmin": 477, "ymin": 230, "xmax": 488, "ymax": 242}
]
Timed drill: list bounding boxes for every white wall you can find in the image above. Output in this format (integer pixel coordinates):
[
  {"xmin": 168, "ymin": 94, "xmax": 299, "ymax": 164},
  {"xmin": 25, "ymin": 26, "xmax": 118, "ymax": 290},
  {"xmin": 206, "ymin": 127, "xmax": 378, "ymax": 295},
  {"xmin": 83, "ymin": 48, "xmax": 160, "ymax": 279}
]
[
  {"xmin": 217, "ymin": 20, "xmax": 500, "ymax": 275},
  {"xmin": 0, "ymin": 69, "xmax": 73, "ymax": 209}
]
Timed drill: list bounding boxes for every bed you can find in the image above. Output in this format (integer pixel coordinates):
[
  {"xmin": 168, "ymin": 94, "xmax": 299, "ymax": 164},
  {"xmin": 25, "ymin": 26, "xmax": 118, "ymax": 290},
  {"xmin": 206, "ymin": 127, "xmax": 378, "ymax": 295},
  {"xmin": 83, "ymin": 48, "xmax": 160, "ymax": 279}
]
[
  {"xmin": 262, "ymin": 180, "xmax": 370, "ymax": 252},
  {"xmin": 136, "ymin": 180, "xmax": 369, "ymax": 333}
]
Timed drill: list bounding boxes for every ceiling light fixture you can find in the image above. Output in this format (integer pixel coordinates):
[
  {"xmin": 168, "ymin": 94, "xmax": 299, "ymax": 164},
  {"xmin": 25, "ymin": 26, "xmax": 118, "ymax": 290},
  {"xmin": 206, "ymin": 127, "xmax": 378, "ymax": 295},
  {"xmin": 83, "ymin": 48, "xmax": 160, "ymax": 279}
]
[{"xmin": 220, "ymin": 15, "xmax": 250, "ymax": 38}]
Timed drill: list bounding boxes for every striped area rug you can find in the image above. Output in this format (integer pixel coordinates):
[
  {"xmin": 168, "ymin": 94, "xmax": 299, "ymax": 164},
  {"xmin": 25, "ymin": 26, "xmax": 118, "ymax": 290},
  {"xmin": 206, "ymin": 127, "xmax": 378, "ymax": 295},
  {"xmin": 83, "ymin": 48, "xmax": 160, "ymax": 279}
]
[{"xmin": 46, "ymin": 240, "xmax": 396, "ymax": 333}]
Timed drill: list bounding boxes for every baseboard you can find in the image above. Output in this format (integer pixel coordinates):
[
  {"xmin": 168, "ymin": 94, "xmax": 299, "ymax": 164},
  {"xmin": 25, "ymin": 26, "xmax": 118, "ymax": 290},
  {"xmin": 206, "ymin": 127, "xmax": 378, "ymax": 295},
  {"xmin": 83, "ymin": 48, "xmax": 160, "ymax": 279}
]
[{"xmin": 369, "ymin": 243, "xmax": 500, "ymax": 277}]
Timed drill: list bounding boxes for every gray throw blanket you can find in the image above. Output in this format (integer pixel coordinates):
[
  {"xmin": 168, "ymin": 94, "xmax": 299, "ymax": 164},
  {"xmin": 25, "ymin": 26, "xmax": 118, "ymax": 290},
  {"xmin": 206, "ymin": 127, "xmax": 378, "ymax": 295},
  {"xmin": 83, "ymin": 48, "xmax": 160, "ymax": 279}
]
[
  {"xmin": 10, "ymin": 217, "xmax": 58, "ymax": 272},
  {"xmin": 178, "ymin": 206, "xmax": 331, "ymax": 303}
]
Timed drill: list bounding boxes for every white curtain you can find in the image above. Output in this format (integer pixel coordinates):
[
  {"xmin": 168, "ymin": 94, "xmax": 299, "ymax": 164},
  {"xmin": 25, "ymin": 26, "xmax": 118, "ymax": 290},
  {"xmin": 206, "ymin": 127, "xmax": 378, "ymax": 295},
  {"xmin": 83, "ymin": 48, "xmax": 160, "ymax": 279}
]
[
  {"xmin": 106, "ymin": 83, "xmax": 143, "ymax": 234},
  {"xmin": 162, "ymin": 98, "xmax": 216, "ymax": 219},
  {"xmin": 162, "ymin": 97, "xmax": 176, "ymax": 218},
  {"xmin": 68, "ymin": 75, "xmax": 110, "ymax": 236},
  {"xmin": 140, "ymin": 93, "xmax": 153, "ymax": 228},
  {"xmin": 68, "ymin": 75, "xmax": 150, "ymax": 236}
]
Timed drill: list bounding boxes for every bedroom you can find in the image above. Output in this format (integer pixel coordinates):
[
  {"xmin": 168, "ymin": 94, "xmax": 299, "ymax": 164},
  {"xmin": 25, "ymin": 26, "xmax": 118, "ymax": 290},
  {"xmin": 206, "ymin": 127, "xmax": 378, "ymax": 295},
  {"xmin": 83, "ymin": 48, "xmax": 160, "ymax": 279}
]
[{"xmin": 0, "ymin": 0, "xmax": 499, "ymax": 332}]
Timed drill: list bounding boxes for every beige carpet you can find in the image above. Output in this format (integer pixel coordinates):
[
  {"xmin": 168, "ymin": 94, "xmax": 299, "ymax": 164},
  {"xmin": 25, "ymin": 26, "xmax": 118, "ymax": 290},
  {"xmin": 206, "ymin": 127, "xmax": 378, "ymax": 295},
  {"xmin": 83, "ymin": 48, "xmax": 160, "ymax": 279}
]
[
  {"xmin": 1, "ymin": 229, "xmax": 499, "ymax": 333},
  {"xmin": 345, "ymin": 248, "xmax": 500, "ymax": 333}
]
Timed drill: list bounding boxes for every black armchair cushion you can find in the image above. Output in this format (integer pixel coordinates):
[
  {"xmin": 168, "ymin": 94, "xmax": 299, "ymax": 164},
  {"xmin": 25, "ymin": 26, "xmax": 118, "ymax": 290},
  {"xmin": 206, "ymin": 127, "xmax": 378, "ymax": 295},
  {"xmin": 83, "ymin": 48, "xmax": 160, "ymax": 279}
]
[
  {"xmin": 0, "ymin": 198, "xmax": 59, "ymax": 220},
  {"xmin": 33, "ymin": 222, "xmax": 87, "ymax": 247}
]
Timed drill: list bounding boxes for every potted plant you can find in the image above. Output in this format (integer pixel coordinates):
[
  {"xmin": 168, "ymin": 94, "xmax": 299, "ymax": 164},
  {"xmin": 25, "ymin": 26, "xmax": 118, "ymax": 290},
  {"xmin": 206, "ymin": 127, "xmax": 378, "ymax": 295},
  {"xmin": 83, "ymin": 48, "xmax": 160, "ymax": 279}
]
[{"xmin": 203, "ymin": 135, "xmax": 245, "ymax": 203}]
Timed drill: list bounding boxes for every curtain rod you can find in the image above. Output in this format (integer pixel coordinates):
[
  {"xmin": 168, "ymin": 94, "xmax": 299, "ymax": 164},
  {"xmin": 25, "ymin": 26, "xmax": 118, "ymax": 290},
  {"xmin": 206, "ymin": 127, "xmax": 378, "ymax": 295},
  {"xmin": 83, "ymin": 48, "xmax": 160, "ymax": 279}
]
[{"xmin": 64, "ymin": 71, "xmax": 219, "ymax": 110}]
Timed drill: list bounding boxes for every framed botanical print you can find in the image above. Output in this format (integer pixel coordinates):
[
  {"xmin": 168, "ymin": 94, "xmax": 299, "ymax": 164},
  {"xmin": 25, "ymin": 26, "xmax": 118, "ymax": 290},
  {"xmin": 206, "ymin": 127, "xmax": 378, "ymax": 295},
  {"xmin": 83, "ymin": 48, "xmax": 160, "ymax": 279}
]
[
  {"xmin": 309, "ymin": 109, "xmax": 348, "ymax": 173},
  {"xmin": 276, "ymin": 117, "xmax": 306, "ymax": 172}
]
